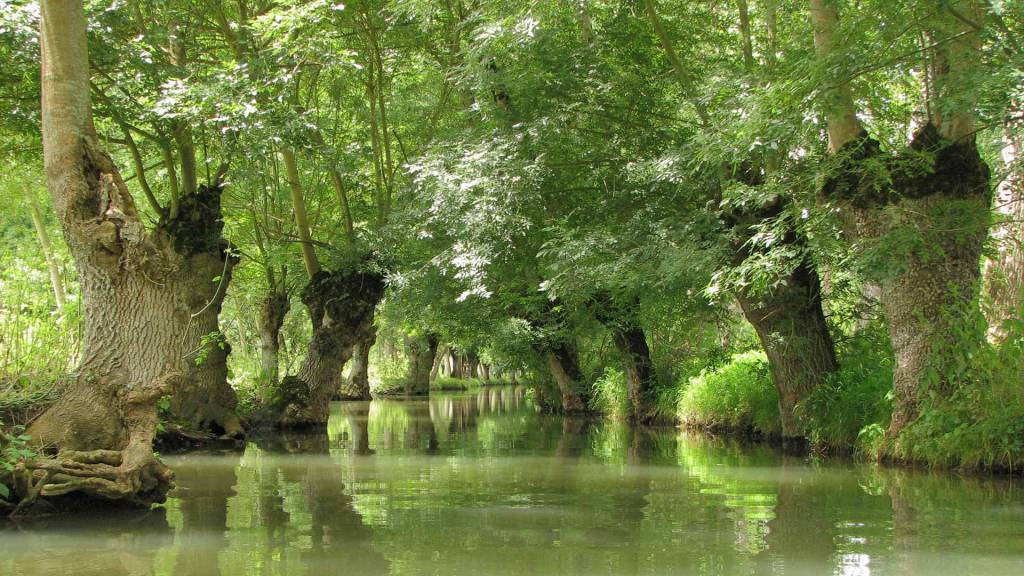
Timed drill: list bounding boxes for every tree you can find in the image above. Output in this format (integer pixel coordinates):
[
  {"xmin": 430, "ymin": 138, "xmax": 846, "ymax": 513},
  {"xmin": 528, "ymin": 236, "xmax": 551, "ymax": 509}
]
[
  {"xmin": 811, "ymin": 0, "xmax": 991, "ymax": 436},
  {"xmin": 25, "ymin": 0, "xmax": 185, "ymax": 506}
]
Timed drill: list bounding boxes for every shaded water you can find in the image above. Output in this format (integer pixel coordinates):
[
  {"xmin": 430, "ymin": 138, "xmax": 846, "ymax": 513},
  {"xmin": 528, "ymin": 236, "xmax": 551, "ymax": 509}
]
[{"xmin": 3, "ymin": 386, "xmax": 1024, "ymax": 575}]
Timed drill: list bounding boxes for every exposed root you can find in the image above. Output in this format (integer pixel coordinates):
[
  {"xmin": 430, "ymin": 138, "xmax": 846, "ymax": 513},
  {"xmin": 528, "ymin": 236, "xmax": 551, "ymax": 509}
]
[{"xmin": 22, "ymin": 447, "xmax": 173, "ymax": 508}]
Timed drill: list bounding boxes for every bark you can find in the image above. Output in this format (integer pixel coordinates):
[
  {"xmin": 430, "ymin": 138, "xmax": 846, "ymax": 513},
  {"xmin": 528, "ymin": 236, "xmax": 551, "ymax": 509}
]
[
  {"xmin": 612, "ymin": 326, "xmax": 658, "ymax": 423},
  {"xmin": 544, "ymin": 342, "xmax": 590, "ymax": 413},
  {"xmin": 162, "ymin": 186, "xmax": 243, "ymax": 439},
  {"xmin": 823, "ymin": 127, "xmax": 990, "ymax": 436},
  {"xmin": 594, "ymin": 297, "xmax": 659, "ymax": 422},
  {"xmin": 466, "ymin": 351, "xmax": 480, "ymax": 379},
  {"xmin": 256, "ymin": 267, "xmax": 385, "ymax": 428},
  {"xmin": 812, "ymin": 1, "xmax": 990, "ymax": 437},
  {"xmin": 429, "ymin": 344, "xmax": 447, "ymax": 382},
  {"xmin": 736, "ymin": 263, "xmax": 838, "ymax": 439},
  {"xmin": 405, "ymin": 333, "xmax": 438, "ymax": 395},
  {"xmin": 727, "ymin": 199, "xmax": 838, "ymax": 438},
  {"xmin": 25, "ymin": 187, "xmax": 66, "ymax": 312},
  {"xmin": 985, "ymin": 112, "xmax": 1024, "ymax": 342},
  {"xmin": 19, "ymin": 0, "xmax": 233, "ymax": 509},
  {"xmin": 338, "ymin": 325, "xmax": 376, "ymax": 400},
  {"xmin": 258, "ymin": 289, "xmax": 290, "ymax": 386},
  {"xmin": 449, "ymin": 350, "xmax": 464, "ymax": 378}
]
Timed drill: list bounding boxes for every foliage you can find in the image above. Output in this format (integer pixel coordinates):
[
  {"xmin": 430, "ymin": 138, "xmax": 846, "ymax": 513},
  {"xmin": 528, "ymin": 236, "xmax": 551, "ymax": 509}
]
[
  {"xmin": 1, "ymin": 0, "xmax": 1024, "ymax": 476},
  {"xmin": 798, "ymin": 327, "xmax": 894, "ymax": 449},
  {"xmin": 678, "ymin": 351, "xmax": 780, "ymax": 437},
  {"xmin": 887, "ymin": 322, "xmax": 1024, "ymax": 472},
  {"xmin": 590, "ymin": 367, "xmax": 629, "ymax": 419},
  {"xmin": 0, "ymin": 425, "xmax": 36, "ymax": 501}
]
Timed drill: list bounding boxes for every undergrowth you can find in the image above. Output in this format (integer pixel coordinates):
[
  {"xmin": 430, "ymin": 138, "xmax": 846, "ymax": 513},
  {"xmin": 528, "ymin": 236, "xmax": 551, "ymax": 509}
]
[{"xmin": 677, "ymin": 350, "xmax": 780, "ymax": 437}]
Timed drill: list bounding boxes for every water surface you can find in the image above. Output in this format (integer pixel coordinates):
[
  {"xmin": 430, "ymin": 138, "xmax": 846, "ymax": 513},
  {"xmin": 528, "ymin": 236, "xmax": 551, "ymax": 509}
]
[{"xmin": 3, "ymin": 387, "xmax": 1023, "ymax": 575}]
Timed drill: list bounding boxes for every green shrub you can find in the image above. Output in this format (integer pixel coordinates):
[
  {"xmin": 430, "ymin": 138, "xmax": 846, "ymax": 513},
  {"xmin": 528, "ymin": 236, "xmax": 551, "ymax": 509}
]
[
  {"xmin": 1, "ymin": 425, "xmax": 36, "ymax": 502},
  {"xmin": 888, "ymin": 333, "xmax": 1024, "ymax": 472},
  {"xmin": 590, "ymin": 366, "xmax": 629, "ymax": 419},
  {"xmin": 678, "ymin": 350, "xmax": 779, "ymax": 436},
  {"xmin": 798, "ymin": 330, "xmax": 893, "ymax": 449}
]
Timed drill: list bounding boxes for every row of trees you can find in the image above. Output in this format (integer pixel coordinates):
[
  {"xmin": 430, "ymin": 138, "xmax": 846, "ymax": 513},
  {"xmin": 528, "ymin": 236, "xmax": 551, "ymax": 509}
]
[{"xmin": 1, "ymin": 0, "xmax": 1021, "ymax": 508}]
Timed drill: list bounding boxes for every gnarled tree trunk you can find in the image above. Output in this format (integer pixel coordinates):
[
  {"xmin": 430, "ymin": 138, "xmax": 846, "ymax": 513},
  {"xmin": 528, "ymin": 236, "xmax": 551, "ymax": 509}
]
[
  {"xmin": 544, "ymin": 341, "xmax": 590, "ymax": 413},
  {"xmin": 258, "ymin": 288, "xmax": 290, "ymax": 386},
  {"xmin": 811, "ymin": 0, "xmax": 991, "ymax": 439},
  {"xmin": 736, "ymin": 262, "xmax": 837, "ymax": 439},
  {"xmin": 338, "ymin": 325, "xmax": 376, "ymax": 400},
  {"xmin": 21, "ymin": 0, "xmax": 199, "ymax": 508},
  {"xmin": 405, "ymin": 333, "xmax": 438, "ymax": 395},
  {"xmin": 727, "ymin": 198, "xmax": 838, "ymax": 438},
  {"xmin": 824, "ymin": 127, "xmax": 990, "ymax": 435},
  {"xmin": 594, "ymin": 296, "xmax": 659, "ymax": 422},
  {"xmin": 164, "ymin": 186, "xmax": 243, "ymax": 438},
  {"xmin": 611, "ymin": 325, "xmax": 658, "ymax": 423},
  {"xmin": 258, "ymin": 268, "xmax": 384, "ymax": 429}
]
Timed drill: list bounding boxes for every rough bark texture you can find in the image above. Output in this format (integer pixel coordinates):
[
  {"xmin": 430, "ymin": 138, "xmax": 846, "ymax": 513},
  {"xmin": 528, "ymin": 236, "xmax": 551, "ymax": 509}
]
[
  {"xmin": 405, "ymin": 334, "xmax": 438, "ymax": 395},
  {"xmin": 258, "ymin": 289, "xmax": 290, "ymax": 386},
  {"xmin": 466, "ymin": 351, "xmax": 480, "ymax": 379},
  {"xmin": 823, "ymin": 126, "xmax": 991, "ymax": 435},
  {"xmin": 726, "ymin": 198, "xmax": 838, "ymax": 438},
  {"xmin": 338, "ymin": 325, "xmax": 376, "ymax": 400},
  {"xmin": 256, "ymin": 268, "xmax": 384, "ymax": 429},
  {"xmin": 736, "ymin": 263, "xmax": 837, "ymax": 438},
  {"xmin": 544, "ymin": 342, "xmax": 590, "ymax": 413},
  {"xmin": 162, "ymin": 186, "xmax": 242, "ymax": 438},
  {"xmin": 18, "ymin": 0, "xmax": 233, "ymax": 510},
  {"xmin": 594, "ymin": 297, "xmax": 659, "ymax": 422},
  {"xmin": 611, "ymin": 326, "xmax": 658, "ymax": 423},
  {"xmin": 448, "ymin": 350, "xmax": 464, "ymax": 378}
]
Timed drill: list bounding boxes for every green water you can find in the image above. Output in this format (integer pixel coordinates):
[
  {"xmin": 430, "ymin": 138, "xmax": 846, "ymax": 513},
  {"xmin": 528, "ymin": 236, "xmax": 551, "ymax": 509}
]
[{"xmin": 3, "ymin": 387, "xmax": 1023, "ymax": 575}]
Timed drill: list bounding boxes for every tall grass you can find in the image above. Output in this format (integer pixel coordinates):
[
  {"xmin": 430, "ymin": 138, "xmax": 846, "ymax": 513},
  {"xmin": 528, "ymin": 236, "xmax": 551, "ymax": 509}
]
[{"xmin": 677, "ymin": 350, "xmax": 780, "ymax": 437}]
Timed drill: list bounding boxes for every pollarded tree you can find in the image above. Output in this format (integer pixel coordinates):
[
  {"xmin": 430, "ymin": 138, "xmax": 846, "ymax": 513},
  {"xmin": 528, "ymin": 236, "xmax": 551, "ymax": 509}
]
[
  {"xmin": 639, "ymin": 0, "xmax": 838, "ymax": 437},
  {"xmin": 23, "ymin": 0, "xmax": 200, "ymax": 506},
  {"xmin": 810, "ymin": 0, "xmax": 992, "ymax": 435}
]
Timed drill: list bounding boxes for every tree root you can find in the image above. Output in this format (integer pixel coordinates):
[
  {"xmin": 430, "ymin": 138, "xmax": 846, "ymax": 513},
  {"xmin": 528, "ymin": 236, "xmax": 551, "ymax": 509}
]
[{"xmin": 13, "ymin": 447, "xmax": 173, "ymax": 514}]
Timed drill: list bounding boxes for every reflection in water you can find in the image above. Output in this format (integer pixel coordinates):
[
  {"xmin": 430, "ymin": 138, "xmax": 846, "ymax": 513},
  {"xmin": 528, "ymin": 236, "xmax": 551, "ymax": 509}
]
[{"xmin": 2, "ymin": 385, "xmax": 1024, "ymax": 575}]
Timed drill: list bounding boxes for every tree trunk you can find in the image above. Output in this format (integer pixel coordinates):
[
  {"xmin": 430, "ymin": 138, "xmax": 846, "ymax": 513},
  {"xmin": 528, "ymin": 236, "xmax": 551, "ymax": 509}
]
[
  {"xmin": 257, "ymin": 268, "xmax": 384, "ymax": 428},
  {"xmin": 25, "ymin": 188, "xmax": 66, "ymax": 312},
  {"xmin": 480, "ymin": 363, "xmax": 491, "ymax": 381},
  {"xmin": 823, "ymin": 126, "xmax": 990, "ymax": 436},
  {"xmin": 405, "ymin": 334, "xmax": 438, "ymax": 395},
  {"xmin": 258, "ymin": 289, "xmax": 290, "ymax": 386},
  {"xmin": 339, "ymin": 325, "xmax": 376, "ymax": 400},
  {"xmin": 21, "ymin": 0, "xmax": 232, "ymax": 508},
  {"xmin": 163, "ymin": 187, "xmax": 243, "ymax": 439},
  {"xmin": 430, "ymin": 344, "xmax": 447, "ymax": 382},
  {"xmin": 544, "ymin": 342, "xmax": 589, "ymax": 413},
  {"xmin": 449, "ymin": 351, "xmax": 464, "ymax": 378},
  {"xmin": 594, "ymin": 297, "xmax": 659, "ymax": 422},
  {"xmin": 466, "ymin": 351, "xmax": 480, "ymax": 379},
  {"xmin": 724, "ymin": 193, "xmax": 838, "ymax": 438},
  {"xmin": 811, "ymin": 0, "xmax": 990, "ymax": 438},
  {"xmin": 611, "ymin": 325, "xmax": 658, "ymax": 423},
  {"xmin": 985, "ymin": 112, "xmax": 1024, "ymax": 343},
  {"xmin": 736, "ymin": 262, "xmax": 838, "ymax": 438}
]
